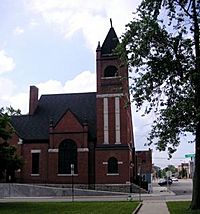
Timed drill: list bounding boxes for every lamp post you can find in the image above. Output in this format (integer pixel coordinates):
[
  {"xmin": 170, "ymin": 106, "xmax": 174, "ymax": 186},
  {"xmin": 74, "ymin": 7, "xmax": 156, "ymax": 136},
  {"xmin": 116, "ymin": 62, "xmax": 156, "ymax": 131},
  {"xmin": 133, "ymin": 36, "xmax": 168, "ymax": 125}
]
[
  {"xmin": 71, "ymin": 164, "xmax": 74, "ymax": 202},
  {"xmin": 138, "ymin": 164, "xmax": 142, "ymax": 202}
]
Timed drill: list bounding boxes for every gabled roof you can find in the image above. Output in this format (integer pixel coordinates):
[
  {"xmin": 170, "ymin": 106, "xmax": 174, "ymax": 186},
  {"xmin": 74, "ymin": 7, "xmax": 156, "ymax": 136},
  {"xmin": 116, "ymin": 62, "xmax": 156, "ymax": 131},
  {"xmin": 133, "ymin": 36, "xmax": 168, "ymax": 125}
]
[
  {"xmin": 101, "ymin": 27, "xmax": 119, "ymax": 55},
  {"xmin": 11, "ymin": 92, "xmax": 96, "ymax": 141}
]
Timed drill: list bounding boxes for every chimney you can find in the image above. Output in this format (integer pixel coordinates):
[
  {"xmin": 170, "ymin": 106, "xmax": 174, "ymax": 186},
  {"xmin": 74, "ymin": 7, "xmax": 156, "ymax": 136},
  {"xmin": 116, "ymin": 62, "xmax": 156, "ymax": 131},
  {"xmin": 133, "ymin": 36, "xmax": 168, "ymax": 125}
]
[{"xmin": 29, "ymin": 85, "xmax": 38, "ymax": 115}]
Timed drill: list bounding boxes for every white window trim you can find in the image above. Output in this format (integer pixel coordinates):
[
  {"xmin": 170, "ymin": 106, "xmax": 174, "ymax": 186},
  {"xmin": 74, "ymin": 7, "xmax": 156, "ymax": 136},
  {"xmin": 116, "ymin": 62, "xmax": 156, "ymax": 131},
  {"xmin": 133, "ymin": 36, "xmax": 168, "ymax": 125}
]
[
  {"xmin": 107, "ymin": 173, "xmax": 119, "ymax": 176},
  {"xmin": 48, "ymin": 148, "xmax": 88, "ymax": 153},
  {"xmin": 31, "ymin": 174, "xmax": 40, "ymax": 176},
  {"xmin": 101, "ymin": 76, "xmax": 121, "ymax": 80},
  {"xmin": 31, "ymin": 149, "xmax": 41, "ymax": 153},
  {"xmin": 48, "ymin": 149, "xmax": 58, "ymax": 153},
  {"xmin": 103, "ymin": 161, "xmax": 122, "ymax": 165},
  {"xmin": 97, "ymin": 93, "xmax": 123, "ymax": 98},
  {"xmin": 118, "ymin": 161, "xmax": 123, "ymax": 164},
  {"xmin": 57, "ymin": 174, "xmax": 78, "ymax": 177},
  {"xmin": 77, "ymin": 148, "xmax": 89, "ymax": 152}
]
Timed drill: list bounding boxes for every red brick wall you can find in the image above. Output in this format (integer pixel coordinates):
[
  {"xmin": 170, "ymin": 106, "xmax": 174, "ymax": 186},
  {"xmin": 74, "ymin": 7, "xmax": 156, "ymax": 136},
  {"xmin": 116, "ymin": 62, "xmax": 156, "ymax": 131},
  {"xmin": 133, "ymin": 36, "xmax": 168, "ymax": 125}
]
[
  {"xmin": 47, "ymin": 109, "xmax": 89, "ymax": 184},
  {"xmin": 8, "ymin": 109, "xmax": 90, "ymax": 184},
  {"xmin": 136, "ymin": 150, "xmax": 152, "ymax": 174},
  {"xmin": 29, "ymin": 86, "xmax": 38, "ymax": 115},
  {"xmin": 95, "ymin": 45, "xmax": 134, "ymax": 185},
  {"xmin": 20, "ymin": 142, "xmax": 48, "ymax": 183},
  {"xmin": 95, "ymin": 150, "xmax": 131, "ymax": 184},
  {"xmin": 96, "ymin": 98, "xmax": 103, "ymax": 144}
]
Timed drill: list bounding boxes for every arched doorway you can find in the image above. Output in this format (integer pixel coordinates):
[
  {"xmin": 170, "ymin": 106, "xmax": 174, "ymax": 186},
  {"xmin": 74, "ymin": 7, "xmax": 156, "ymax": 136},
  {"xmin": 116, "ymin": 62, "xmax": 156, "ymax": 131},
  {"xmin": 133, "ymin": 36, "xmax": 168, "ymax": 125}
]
[{"xmin": 58, "ymin": 139, "xmax": 77, "ymax": 174}]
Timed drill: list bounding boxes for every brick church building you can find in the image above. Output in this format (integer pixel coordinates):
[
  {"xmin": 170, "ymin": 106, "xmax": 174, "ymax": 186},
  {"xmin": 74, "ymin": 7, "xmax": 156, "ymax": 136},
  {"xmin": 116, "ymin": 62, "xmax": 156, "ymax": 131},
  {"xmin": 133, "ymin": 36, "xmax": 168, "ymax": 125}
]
[{"xmin": 9, "ymin": 24, "xmax": 135, "ymax": 190}]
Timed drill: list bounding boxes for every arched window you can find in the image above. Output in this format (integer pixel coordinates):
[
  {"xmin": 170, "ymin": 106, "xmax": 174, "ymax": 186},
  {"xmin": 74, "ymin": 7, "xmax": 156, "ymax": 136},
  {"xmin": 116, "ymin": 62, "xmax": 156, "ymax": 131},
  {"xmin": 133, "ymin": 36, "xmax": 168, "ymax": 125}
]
[
  {"xmin": 108, "ymin": 157, "xmax": 118, "ymax": 174},
  {"xmin": 104, "ymin": 65, "xmax": 118, "ymax": 77},
  {"xmin": 58, "ymin": 139, "xmax": 77, "ymax": 174}
]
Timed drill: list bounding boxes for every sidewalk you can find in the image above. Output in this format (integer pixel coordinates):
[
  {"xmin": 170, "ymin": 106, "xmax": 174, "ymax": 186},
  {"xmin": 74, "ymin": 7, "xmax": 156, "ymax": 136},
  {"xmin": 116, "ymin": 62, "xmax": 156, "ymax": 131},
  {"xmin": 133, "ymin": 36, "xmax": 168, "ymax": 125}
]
[
  {"xmin": 136, "ymin": 200, "xmax": 169, "ymax": 214},
  {"xmin": 133, "ymin": 185, "xmax": 174, "ymax": 214}
]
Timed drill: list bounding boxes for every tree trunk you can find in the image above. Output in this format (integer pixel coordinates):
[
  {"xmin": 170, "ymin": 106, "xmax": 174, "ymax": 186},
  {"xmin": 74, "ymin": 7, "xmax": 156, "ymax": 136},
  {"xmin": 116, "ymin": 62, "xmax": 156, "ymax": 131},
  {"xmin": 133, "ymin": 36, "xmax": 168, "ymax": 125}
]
[
  {"xmin": 191, "ymin": 0, "xmax": 200, "ymax": 210},
  {"xmin": 191, "ymin": 123, "xmax": 200, "ymax": 209}
]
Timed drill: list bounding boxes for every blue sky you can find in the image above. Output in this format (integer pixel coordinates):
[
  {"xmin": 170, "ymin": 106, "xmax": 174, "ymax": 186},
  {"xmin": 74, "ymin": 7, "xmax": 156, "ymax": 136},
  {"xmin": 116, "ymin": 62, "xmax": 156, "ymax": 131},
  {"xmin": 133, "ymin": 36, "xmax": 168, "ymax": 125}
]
[{"xmin": 0, "ymin": 0, "xmax": 195, "ymax": 168}]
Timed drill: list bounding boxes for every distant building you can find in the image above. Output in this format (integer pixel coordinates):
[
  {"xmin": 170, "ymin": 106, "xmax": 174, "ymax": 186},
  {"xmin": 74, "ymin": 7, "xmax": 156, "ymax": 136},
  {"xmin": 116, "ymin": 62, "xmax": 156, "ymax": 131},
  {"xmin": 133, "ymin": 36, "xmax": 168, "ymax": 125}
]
[
  {"xmin": 152, "ymin": 164, "xmax": 161, "ymax": 180},
  {"xmin": 178, "ymin": 163, "xmax": 190, "ymax": 178},
  {"xmin": 135, "ymin": 149, "xmax": 152, "ymax": 184}
]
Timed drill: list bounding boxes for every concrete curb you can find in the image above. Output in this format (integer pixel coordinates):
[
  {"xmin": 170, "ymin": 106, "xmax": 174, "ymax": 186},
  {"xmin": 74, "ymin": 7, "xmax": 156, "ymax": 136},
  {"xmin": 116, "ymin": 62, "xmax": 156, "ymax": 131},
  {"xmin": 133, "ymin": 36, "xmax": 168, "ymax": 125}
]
[{"xmin": 132, "ymin": 202, "xmax": 143, "ymax": 214}]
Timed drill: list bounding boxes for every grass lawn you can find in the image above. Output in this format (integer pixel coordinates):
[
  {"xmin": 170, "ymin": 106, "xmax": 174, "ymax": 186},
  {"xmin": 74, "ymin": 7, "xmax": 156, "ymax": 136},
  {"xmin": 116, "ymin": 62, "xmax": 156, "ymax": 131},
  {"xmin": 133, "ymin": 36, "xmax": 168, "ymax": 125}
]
[
  {"xmin": 0, "ymin": 201, "xmax": 139, "ymax": 214},
  {"xmin": 167, "ymin": 201, "xmax": 200, "ymax": 214}
]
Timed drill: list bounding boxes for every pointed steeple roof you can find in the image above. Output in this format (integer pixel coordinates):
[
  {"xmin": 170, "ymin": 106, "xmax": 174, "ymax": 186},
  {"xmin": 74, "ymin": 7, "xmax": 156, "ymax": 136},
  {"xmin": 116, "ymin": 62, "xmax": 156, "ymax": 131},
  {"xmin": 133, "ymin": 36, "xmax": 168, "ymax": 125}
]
[{"xmin": 101, "ymin": 20, "xmax": 119, "ymax": 55}]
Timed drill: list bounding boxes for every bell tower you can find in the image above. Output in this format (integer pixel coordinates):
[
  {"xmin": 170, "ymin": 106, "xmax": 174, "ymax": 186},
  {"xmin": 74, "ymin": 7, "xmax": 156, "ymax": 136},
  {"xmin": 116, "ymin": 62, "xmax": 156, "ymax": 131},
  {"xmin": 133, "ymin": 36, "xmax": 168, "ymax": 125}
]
[{"xmin": 95, "ymin": 21, "xmax": 134, "ymax": 188}]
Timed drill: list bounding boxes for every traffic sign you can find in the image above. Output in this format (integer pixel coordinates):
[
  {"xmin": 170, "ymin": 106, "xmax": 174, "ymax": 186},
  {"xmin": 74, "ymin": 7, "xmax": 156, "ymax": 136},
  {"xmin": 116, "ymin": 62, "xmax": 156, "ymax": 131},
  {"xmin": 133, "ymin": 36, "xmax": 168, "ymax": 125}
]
[{"xmin": 185, "ymin": 154, "xmax": 195, "ymax": 158}]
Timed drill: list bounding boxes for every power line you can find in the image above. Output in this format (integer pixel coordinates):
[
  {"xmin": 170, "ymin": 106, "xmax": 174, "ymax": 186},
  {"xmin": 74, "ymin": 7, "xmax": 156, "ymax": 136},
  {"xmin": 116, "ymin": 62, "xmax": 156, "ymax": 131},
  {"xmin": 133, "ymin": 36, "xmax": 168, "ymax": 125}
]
[{"xmin": 153, "ymin": 157, "xmax": 187, "ymax": 159}]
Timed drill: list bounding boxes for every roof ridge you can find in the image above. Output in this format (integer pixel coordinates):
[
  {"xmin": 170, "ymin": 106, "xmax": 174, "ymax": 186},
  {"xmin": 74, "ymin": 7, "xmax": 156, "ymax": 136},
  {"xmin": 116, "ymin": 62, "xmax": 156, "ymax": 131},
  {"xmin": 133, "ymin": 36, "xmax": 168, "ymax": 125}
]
[{"xmin": 40, "ymin": 91, "xmax": 96, "ymax": 97}]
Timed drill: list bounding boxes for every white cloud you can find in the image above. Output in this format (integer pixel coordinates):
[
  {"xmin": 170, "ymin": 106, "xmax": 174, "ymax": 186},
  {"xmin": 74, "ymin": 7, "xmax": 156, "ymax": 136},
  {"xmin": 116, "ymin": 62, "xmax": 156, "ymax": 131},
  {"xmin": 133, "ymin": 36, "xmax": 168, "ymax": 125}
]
[
  {"xmin": 9, "ymin": 92, "xmax": 29, "ymax": 114},
  {"xmin": 29, "ymin": 19, "xmax": 40, "ymax": 27},
  {"xmin": 0, "ymin": 70, "xmax": 95, "ymax": 114},
  {"xmin": 25, "ymin": 0, "xmax": 141, "ymax": 51},
  {"xmin": 0, "ymin": 77, "xmax": 16, "ymax": 100},
  {"xmin": 36, "ymin": 70, "xmax": 96, "ymax": 96},
  {"xmin": 0, "ymin": 50, "xmax": 16, "ymax": 74},
  {"xmin": 0, "ymin": 77, "xmax": 27, "ymax": 112},
  {"xmin": 13, "ymin": 26, "xmax": 24, "ymax": 35},
  {"xmin": 63, "ymin": 70, "xmax": 96, "ymax": 93},
  {"xmin": 37, "ymin": 80, "xmax": 64, "ymax": 95}
]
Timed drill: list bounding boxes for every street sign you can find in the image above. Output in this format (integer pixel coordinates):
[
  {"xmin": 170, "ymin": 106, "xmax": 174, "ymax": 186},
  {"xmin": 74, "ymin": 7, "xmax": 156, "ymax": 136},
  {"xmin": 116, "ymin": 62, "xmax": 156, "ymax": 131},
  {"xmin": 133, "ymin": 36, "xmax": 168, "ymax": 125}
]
[{"xmin": 185, "ymin": 154, "xmax": 195, "ymax": 158}]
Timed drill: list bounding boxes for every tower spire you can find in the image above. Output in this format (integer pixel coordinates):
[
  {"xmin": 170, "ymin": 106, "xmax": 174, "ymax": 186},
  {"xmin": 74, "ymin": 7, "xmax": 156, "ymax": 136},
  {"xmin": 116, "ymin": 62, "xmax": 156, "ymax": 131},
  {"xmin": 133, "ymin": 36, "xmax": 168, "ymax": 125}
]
[{"xmin": 110, "ymin": 18, "xmax": 113, "ymax": 28}]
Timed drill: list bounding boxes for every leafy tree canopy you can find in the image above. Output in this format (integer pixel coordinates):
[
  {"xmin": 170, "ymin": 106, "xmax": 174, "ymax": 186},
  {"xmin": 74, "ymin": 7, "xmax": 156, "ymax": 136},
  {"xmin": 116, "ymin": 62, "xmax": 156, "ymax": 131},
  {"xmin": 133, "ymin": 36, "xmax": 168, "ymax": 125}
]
[
  {"xmin": 118, "ymin": 0, "xmax": 200, "ymax": 157},
  {"xmin": 0, "ymin": 106, "xmax": 22, "ymax": 181},
  {"xmin": 118, "ymin": 0, "xmax": 200, "ymax": 209},
  {"xmin": 164, "ymin": 164, "xmax": 177, "ymax": 173},
  {"xmin": 0, "ymin": 106, "xmax": 21, "ymax": 141}
]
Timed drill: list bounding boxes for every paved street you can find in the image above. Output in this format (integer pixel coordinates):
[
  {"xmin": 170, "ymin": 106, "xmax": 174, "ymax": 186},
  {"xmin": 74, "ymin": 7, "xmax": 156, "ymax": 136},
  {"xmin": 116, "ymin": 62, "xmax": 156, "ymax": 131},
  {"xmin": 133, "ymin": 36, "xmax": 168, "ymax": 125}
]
[
  {"xmin": 152, "ymin": 178, "xmax": 192, "ymax": 196},
  {"xmin": 169, "ymin": 179, "xmax": 192, "ymax": 195}
]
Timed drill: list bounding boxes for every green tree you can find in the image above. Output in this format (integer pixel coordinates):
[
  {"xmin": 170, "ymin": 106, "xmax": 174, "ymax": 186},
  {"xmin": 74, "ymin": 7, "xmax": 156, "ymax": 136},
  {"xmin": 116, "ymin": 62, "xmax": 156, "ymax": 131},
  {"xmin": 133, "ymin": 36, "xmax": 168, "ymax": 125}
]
[
  {"xmin": 164, "ymin": 165, "xmax": 177, "ymax": 174},
  {"xmin": 118, "ymin": 0, "xmax": 200, "ymax": 209},
  {"xmin": 0, "ymin": 107, "xmax": 23, "ymax": 181},
  {"xmin": 0, "ymin": 106, "xmax": 20, "ymax": 141}
]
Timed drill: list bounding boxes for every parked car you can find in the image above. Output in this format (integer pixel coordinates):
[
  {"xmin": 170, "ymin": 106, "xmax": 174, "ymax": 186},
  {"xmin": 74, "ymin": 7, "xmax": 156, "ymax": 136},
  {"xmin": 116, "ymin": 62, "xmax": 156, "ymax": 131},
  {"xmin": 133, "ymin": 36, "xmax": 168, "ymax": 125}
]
[
  {"xmin": 158, "ymin": 178, "xmax": 172, "ymax": 186},
  {"xmin": 172, "ymin": 177, "xmax": 178, "ymax": 182}
]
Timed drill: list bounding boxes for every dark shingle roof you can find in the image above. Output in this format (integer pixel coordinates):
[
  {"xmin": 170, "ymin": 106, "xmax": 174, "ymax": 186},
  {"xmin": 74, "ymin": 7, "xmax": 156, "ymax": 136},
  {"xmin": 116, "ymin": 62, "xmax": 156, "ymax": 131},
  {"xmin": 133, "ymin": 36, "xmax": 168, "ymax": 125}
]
[
  {"xmin": 11, "ymin": 92, "xmax": 96, "ymax": 141},
  {"xmin": 101, "ymin": 27, "xmax": 119, "ymax": 55}
]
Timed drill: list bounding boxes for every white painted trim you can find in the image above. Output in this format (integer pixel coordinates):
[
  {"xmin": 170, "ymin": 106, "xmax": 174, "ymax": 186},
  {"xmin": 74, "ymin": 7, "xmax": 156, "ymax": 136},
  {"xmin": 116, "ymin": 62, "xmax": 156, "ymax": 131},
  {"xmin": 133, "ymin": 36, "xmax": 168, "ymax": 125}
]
[
  {"xmin": 48, "ymin": 149, "xmax": 58, "ymax": 153},
  {"xmin": 118, "ymin": 161, "xmax": 123, "ymax": 164},
  {"xmin": 31, "ymin": 149, "xmax": 41, "ymax": 153},
  {"xmin": 31, "ymin": 174, "xmax": 40, "ymax": 176},
  {"xmin": 48, "ymin": 148, "xmax": 88, "ymax": 153},
  {"xmin": 115, "ymin": 141, "xmax": 121, "ymax": 144},
  {"xmin": 18, "ymin": 138, "xmax": 23, "ymax": 144},
  {"xmin": 101, "ymin": 76, "xmax": 121, "ymax": 80},
  {"xmin": 77, "ymin": 148, "xmax": 89, "ymax": 152},
  {"xmin": 103, "ymin": 97, "xmax": 109, "ymax": 144},
  {"xmin": 97, "ymin": 93, "xmax": 123, "ymax": 98},
  {"xmin": 107, "ymin": 173, "xmax": 119, "ymax": 176},
  {"xmin": 115, "ymin": 97, "xmax": 121, "ymax": 144},
  {"xmin": 57, "ymin": 174, "xmax": 78, "ymax": 177}
]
